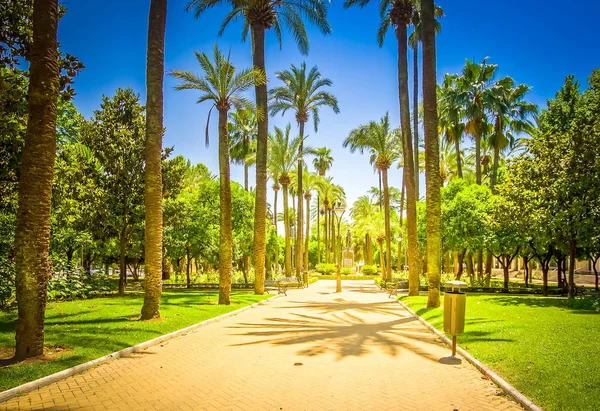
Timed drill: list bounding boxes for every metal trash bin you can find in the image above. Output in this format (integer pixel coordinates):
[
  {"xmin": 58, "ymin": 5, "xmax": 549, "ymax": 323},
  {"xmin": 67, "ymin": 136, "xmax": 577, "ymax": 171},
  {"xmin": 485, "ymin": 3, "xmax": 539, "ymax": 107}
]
[{"xmin": 444, "ymin": 280, "xmax": 468, "ymax": 356}]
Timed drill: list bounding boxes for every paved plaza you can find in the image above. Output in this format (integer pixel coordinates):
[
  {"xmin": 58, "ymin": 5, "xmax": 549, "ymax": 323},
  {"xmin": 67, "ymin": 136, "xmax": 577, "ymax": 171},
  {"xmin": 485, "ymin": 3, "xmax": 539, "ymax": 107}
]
[{"xmin": 2, "ymin": 281, "xmax": 521, "ymax": 410}]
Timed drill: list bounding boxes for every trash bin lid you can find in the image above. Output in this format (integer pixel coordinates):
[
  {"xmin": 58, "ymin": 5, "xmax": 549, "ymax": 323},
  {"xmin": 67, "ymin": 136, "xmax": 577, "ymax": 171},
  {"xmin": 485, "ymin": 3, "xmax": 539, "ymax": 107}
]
[{"xmin": 446, "ymin": 280, "xmax": 468, "ymax": 292}]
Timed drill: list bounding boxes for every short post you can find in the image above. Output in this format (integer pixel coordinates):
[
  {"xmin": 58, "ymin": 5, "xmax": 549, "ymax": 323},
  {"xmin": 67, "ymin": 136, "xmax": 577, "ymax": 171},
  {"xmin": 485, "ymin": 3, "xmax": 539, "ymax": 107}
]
[
  {"xmin": 444, "ymin": 280, "xmax": 468, "ymax": 357},
  {"xmin": 336, "ymin": 263, "xmax": 342, "ymax": 293}
]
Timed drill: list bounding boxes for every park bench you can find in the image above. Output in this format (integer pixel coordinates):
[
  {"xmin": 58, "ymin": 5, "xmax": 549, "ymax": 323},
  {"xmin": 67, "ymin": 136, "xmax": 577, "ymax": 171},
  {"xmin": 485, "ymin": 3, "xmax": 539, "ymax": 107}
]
[{"xmin": 265, "ymin": 277, "xmax": 304, "ymax": 296}]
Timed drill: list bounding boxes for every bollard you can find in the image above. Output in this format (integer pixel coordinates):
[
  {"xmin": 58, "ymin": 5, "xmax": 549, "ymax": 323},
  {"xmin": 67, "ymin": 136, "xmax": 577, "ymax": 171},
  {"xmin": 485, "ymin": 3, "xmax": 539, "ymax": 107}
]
[{"xmin": 444, "ymin": 280, "xmax": 468, "ymax": 356}]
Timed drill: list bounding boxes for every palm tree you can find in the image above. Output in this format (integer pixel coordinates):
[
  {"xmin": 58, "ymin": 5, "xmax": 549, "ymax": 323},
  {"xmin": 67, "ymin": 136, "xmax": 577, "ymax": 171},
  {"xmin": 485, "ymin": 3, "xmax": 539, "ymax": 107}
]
[
  {"xmin": 270, "ymin": 62, "xmax": 339, "ymax": 281},
  {"xmin": 438, "ymin": 74, "xmax": 465, "ymax": 178},
  {"xmin": 141, "ymin": 0, "xmax": 168, "ymax": 321},
  {"xmin": 187, "ymin": 0, "xmax": 331, "ymax": 296},
  {"xmin": 268, "ymin": 124, "xmax": 305, "ymax": 277},
  {"xmin": 344, "ymin": 0, "xmax": 420, "ymax": 294},
  {"xmin": 488, "ymin": 77, "xmax": 537, "ymax": 189},
  {"xmin": 295, "ymin": 169, "xmax": 320, "ymax": 271},
  {"xmin": 228, "ymin": 107, "xmax": 257, "ymax": 191},
  {"xmin": 344, "ymin": 113, "xmax": 401, "ymax": 282},
  {"xmin": 170, "ymin": 45, "xmax": 265, "ymax": 304},
  {"xmin": 457, "ymin": 57, "xmax": 498, "ymax": 185},
  {"xmin": 312, "ymin": 146, "xmax": 333, "ymax": 263},
  {"xmin": 421, "ymin": 0, "xmax": 443, "ymax": 307},
  {"xmin": 13, "ymin": 0, "xmax": 61, "ymax": 360},
  {"xmin": 408, "ymin": 0, "xmax": 444, "ymax": 200},
  {"xmin": 351, "ymin": 195, "xmax": 377, "ymax": 265},
  {"xmin": 317, "ymin": 177, "xmax": 344, "ymax": 264}
]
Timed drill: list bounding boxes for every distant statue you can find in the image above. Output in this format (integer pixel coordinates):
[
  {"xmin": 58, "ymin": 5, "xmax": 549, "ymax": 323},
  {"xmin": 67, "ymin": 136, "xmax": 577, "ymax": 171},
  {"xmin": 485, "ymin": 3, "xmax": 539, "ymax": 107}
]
[{"xmin": 345, "ymin": 230, "xmax": 351, "ymax": 249}]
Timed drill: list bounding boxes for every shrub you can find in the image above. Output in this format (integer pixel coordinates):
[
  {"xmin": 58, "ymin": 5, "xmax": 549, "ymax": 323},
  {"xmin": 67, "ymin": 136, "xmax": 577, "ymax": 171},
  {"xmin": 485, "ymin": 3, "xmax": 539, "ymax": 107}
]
[
  {"xmin": 361, "ymin": 265, "xmax": 379, "ymax": 275},
  {"xmin": 340, "ymin": 268, "xmax": 353, "ymax": 275},
  {"xmin": 0, "ymin": 258, "xmax": 15, "ymax": 310},
  {"xmin": 47, "ymin": 272, "xmax": 116, "ymax": 301},
  {"xmin": 315, "ymin": 263, "xmax": 336, "ymax": 275}
]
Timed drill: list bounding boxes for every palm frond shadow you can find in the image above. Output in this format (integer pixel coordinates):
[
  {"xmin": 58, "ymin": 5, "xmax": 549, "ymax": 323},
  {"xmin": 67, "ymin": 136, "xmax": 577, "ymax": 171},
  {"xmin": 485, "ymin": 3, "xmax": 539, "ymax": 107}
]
[{"xmin": 227, "ymin": 309, "xmax": 444, "ymax": 361}]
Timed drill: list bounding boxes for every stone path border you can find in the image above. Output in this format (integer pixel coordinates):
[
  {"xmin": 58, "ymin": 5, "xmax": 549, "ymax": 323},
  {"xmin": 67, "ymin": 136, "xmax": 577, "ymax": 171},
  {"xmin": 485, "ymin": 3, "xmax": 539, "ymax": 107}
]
[
  {"xmin": 397, "ymin": 299, "xmax": 542, "ymax": 411},
  {"xmin": 0, "ymin": 294, "xmax": 280, "ymax": 404}
]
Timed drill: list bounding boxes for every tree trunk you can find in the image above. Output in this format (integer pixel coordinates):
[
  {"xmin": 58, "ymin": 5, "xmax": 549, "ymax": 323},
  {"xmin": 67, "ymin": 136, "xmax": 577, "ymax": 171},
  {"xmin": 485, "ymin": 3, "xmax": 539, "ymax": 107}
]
[
  {"xmin": 141, "ymin": 0, "xmax": 167, "ymax": 320},
  {"xmin": 382, "ymin": 167, "xmax": 393, "ymax": 282},
  {"xmin": 316, "ymin": 195, "xmax": 321, "ymax": 264},
  {"xmin": 305, "ymin": 194, "xmax": 310, "ymax": 273},
  {"xmin": 502, "ymin": 257, "xmax": 510, "ymax": 293},
  {"xmin": 485, "ymin": 252, "xmax": 493, "ymax": 278},
  {"xmin": 557, "ymin": 253, "xmax": 563, "ymax": 288},
  {"xmin": 475, "ymin": 119, "xmax": 482, "ymax": 184},
  {"xmin": 119, "ymin": 231, "xmax": 127, "ymax": 296},
  {"xmin": 283, "ymin": 184, "xmax": 291, "ymax": 276},
  {"xmin": 413, "ymin": 41, "xmax": 419, "ymax": 201},
  {"xmin": 186, "ymin": 247, "xmax": 191, "ymax": 288},
  {"xmin": 396, "ymin": 25, "xmax": 419, "ymax": 296},
  {"xmin": 273, "ymin": 186, "xmax": 279, "ymax": 275},
  {"xmin": 162, "ymin": 254, "xmax": 171, "ymax": 280},
  {"xmin": 217, "ymin": 108, "xmax": 233, "ymax": 304},
  {"xmin": 398, "ymin": 175, "xmax": 405, "ymax": 271},
  {"xmin": 491, "ymin": 140, "xmax": 500, "ymax": 190},
  {"xmin": 13, "ymin": 0, "xmax": 60, "ymax": 360},
  {"xmin": 421, "ymin": 0, "xmax": 442, "ymax": 307},
  {"xmin": 592, "ymin": 258, "xmax": 599, "ymax": 291},
  {"xmin": 379, "ymin": 241, "xmax": 385, "ymax": 277},
  {"xmin": 568, "ymin": 240, "xmax": 576, "ymax": 299},
  {"xmin": 324, "ymin": 204, "xmax": 329, "ymax": 264},
  {"xmin": 454, "ymin": 135, "xmax": 463, "ymax": 178},
  {"xmin": 251, "ymin": 23, "xmax": 268, "ymax": 295},
  {"xmin": 244, "ymin": 162, "xmax": 248, "ymax": 191},
  {"xmin": 477, "ymin": 249, "xmax": 483, "ymax": 281},
  {"xmin": 456, "ymin": 249, "xmax": 466, "ymax": 280},
  {"xmin": 466, "ymin": 253, "xmax": 474, "ymax": 277},
  {"xmin": 296, "ymin": 122, "xmax": 305, "ymax": 281},
  {"xmin": 524, "ymin": 256, "xmax": 529, "ymax": 287}
]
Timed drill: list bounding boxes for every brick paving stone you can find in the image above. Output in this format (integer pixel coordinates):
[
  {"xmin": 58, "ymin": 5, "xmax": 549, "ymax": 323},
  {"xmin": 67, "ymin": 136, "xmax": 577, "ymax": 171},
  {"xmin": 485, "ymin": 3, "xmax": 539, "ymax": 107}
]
[{"xmin": 2, "ymin": 280, "xmax": 523, "ymax": 410}]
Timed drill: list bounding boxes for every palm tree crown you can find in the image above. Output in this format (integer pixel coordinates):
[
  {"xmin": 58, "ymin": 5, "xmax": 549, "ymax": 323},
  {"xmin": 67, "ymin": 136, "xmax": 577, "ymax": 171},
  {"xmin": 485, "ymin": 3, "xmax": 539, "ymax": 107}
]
[
  {"xmin": 269, "ymin": 62, "xmax": 340, "ymax": 130},
  {"xmin": 312, "ymin": 147, "xmax": 334, "ymax": 175},
  {"xmin": 186, "ymin": 0, "xmax": 331, "ymax": 55}
]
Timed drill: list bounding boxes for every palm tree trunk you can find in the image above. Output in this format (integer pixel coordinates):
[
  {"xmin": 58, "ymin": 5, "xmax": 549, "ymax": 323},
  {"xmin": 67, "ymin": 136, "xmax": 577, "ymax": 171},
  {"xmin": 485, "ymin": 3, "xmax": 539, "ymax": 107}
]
[
  {"xmin": 296, "ymin": 122, "xmax": 305, "ymax": 280},
  {"xmin": 324, "ymin": 204, "xmax": 329, "ymax": 264},
  {"xmin": 251, "ymin": 23, "xmax": 268, "ymax": 295},
  {"xmin": 273, "ymin": 187, "xmax": 279, "ymax": 274},
  {"xmin": 396, "ymin": 25, "xmax": 420, "ymax": 296},
  {"xmin": 217, "ymin": 108, "xmax": 233, "ymax": 304},
  {"xmin": 13, "ymin": 0, "xmax": 60, "ymax": 360},
  {"xmin": 119, "ymin": 229, "xmax": 127, "ymax": 296},
  {"xmin": 454, "ymin": 134, "xmax": 463, "ymax": 178},
  {"xmin": 377, "ymin": 170, "xmax": 383, "ymax": 211},
  {"xmin": 422, "ymin": 0, "xmax": 443, "ymax": 308},
  {"xmin": 186, "ymin": 247, "xmax": 191, "ymax": 288},
  {"xmin": 305, "ymin": 194, "xmax": 310, "ymax": 273},
  {"xmin": 379, "ymin": 241, "xmax": 385, "ymax": 276},
  {"xmin": 475, "ymin": 123, "xmax": 482, "ymax": 184},
  {"xmin": 398, "ymin": 175, "xmax": 405, "ymax": 271},
  {"xmin": 382, "ymin": 167, "xmax": 393, "ymax": 282},
  {"xmin": 283, "ymin": 184, "xmax": 291, "ymax": 276},
  {"xmin": 141, "ymin": 0, "xmax": 167, "ymax": 320},
  {"xmin": 413, "ymin": 42, "xmax": 420, "ymax": 201},
  {"xmin": 244, "ymin": 162, "xmax": 249, "ymax": 191},
  {"xmin": 317, "ymin": 195, "xmax": 321, "ymax": 264}
]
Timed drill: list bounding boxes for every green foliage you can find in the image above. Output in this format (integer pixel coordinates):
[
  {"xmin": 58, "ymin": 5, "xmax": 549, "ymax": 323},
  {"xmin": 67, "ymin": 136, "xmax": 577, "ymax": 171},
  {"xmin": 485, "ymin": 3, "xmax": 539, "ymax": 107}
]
[
  {"xmin": 47, "ymin": 273, "xmax": 116, "ymax": 301},
  {"xmin": 361, "ymin": 264, "xmax": 379, "ymax": 275},
  {"xmin": 315, "ymin": 263, "xmax": 336, "ymax": 275},
  {"xmin": 0, "ymin": 258, "xmax": 15, "ymax": 309},
  {"xmin": 340, "ymin": 267, "xmax": 353, "ymax": 275}
]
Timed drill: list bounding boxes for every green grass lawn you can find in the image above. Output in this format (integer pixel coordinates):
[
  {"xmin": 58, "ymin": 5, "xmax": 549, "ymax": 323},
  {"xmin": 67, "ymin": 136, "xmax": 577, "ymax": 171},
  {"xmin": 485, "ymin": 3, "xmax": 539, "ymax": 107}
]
[
  {"xmin": 401, "ymin": 294, "xmax": 600, "ymax": 411},
  {"xmin": 0, "ymin": 290, "xmax": 270, "ymax": 392}
]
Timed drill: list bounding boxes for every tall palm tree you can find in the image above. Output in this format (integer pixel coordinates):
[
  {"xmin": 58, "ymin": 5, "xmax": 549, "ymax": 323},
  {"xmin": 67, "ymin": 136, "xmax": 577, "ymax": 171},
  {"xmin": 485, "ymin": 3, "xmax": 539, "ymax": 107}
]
[
  {"xmin": 408, "ymin": 0, "xmax": 444, "ymax": 200},
  {"xmin": 421, "ymin": 0, "xmax": 442, "ymax": 307},
  {"xmin": 228, "ymin": 107, "xmax": 257, "ymax": 191},
  {"xmin": 312, "ymin": 147, "xmax": 333, "ymax": 263},
  {"xmin": 268, "ymin": 124, "xmax": 305, "ymax": 277},
  {"xmin": 344, "ymin": 113, "xmax": 401, "ymax": 282},
  {"xmin": 13, "ymin": 0, "xmax": 61, "ymax": 360},
  {"xmin": 270, "ymin": 62, "xmax": 339, "ymax": 280},
  {"xmin": 187, "ymin": 0, "xmax": 331, "ymax": 296},
  {"xmin": 344, "ymin": 0, "xmax": 420, "ymax": 294},
  {"xmin": 457, "ymin": 57, "xmax": 498, "ymax": 185},
  {"xmin": 141, "ymin": 0, "xmax": 168, "ymax": 321},
  {"xmin": 438, "ymin": 74, "xmax": 465, "ymax": 178},
  {"xmin": 488, "ymin": 77, "xmax": 537, "ymax": 189},
  {"xmin": 171, "ymin": 45, "xmax": 265, "ymax": 304},
  {"xmin": 295, "ymin": 169, "xmax": 320, "ymax": 271}
]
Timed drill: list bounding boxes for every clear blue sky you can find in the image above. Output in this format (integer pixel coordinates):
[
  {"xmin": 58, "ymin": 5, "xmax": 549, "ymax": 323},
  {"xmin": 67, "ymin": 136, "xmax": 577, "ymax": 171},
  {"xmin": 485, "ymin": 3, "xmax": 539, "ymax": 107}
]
[{"xmin": 58, "ymin": 0, "xmax": 600, "ymax": 208}]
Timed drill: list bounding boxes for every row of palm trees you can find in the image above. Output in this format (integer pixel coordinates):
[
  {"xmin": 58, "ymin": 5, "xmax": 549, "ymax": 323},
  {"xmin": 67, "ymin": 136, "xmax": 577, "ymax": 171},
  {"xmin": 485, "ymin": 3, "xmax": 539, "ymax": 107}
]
[{"xmin": 11, "ymin": 0, "xmax": 443, "ymax": 360}]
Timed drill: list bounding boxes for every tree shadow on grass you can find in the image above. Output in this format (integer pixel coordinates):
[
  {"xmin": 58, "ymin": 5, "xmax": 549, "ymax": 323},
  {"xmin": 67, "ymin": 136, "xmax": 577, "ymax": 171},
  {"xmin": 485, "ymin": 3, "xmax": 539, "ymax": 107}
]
[
  {"xmin": 487, "ymin": 295, "xmax": 599, "ymax": 313},
  {"xmin": 227, "ymin": 311, "xmax": 445, "ymax": 362}
]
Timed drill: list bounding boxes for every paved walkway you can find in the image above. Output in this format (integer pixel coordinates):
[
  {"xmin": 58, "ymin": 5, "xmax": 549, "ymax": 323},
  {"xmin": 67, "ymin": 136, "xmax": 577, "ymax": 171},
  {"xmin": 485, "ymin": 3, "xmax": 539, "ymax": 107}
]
[{"xmin": 3, "ymin": 281, "xmax": 520, "ymax": 410}]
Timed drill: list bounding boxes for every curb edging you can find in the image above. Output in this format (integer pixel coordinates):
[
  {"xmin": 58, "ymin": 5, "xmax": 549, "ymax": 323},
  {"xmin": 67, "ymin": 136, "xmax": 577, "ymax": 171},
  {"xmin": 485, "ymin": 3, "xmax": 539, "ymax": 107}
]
[
  {"xmin": 0, "ymin": 293, "xmax": 282, "ymax": 404},
  {"xmin": 396, "ymin": 300, "xmax": 542, "ymax": 411}
]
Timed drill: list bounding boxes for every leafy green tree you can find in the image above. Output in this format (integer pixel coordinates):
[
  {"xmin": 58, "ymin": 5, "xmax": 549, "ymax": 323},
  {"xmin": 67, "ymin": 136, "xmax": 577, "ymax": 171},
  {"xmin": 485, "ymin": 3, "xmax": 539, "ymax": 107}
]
[
  {"xmin": 229, "ymin": 107, "xmax": 257, "ymax": 191},
  {"xmin": 344, "ymin": 113, "xmax": 401, "ymax": 281},
  {"xmin": 270, "ymin": 62, "xmax": 339, "ymax": 280},
  {"xmin": 80, "ymin": 88, "xmax": 146, "ymax": 297},
  {"xmin": 171, "ymin": 45, "xmax": 265, "ymax": 304},
  {"xmin": 187, "ymin": 0, "xmax": 331, "ymax": 296}
]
